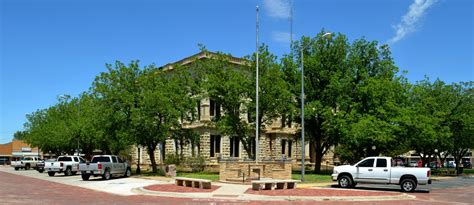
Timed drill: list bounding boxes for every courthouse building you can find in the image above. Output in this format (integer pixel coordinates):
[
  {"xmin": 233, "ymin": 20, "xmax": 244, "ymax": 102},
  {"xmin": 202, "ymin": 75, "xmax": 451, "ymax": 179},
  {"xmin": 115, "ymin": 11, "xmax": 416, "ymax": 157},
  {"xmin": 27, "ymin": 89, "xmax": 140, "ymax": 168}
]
[{"xmin": 130, "ymin": 51, "xmax": 335, "ymax": 170}]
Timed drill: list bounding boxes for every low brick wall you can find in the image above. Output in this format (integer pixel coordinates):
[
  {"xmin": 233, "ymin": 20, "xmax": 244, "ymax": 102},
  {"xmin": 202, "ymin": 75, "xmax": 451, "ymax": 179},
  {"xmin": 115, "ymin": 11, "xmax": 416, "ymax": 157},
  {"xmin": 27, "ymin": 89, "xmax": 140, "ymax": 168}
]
[{"xmin": 219, "ymin": 160, "xmax": 292, "ymax": 181}]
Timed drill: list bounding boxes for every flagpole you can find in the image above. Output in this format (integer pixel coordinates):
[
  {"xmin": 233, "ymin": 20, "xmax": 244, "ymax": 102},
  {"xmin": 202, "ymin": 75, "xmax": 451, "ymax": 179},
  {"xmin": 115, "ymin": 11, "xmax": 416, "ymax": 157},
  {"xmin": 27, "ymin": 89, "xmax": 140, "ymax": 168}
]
[{"xmin": 255, "ymin": 5, "xmax": 260, "ymax": 164}]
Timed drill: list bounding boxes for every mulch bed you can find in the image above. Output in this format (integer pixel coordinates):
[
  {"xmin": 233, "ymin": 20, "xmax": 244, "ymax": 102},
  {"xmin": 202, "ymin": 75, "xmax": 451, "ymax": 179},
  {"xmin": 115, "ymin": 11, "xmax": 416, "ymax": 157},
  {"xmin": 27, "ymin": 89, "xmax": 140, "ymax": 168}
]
[
  {"xmin": 245, "ymin": 188, "xmax": 402, "ymax": 197},
  {"xmin": 144, "ymin": 184, "xmax": 220, "ymax": 193}
]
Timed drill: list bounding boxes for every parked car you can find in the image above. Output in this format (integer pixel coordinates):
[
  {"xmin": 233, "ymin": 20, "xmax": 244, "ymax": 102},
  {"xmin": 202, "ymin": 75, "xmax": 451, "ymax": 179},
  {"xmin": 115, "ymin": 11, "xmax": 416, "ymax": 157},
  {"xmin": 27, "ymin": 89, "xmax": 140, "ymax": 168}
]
[
  {"xmin": 429, "ymin": 161, "xmax": 441, "ymax": 169},
  {"xmin": 11, "ymin": 156, "xmax": 41, "ymax": 171},
  {"xmin": 462, "ymin": 161, "xmax": 472, "ymax": 169},
  {"xmin": 36, "ymin": 159, "xmax": 45, "ymax": 173},
  {"xmin": 45, "ymin": 156, "xmax": 85, "ymax": 176},
  {"xmin": 444, "ymin": 161, "xmax": 456, "ymax": 168},
  {"xmin": 332, "ymin": 157, "xmax": 431, "ymax": 192},
  {"xmin": 79, "ymin": 155, "xmax": 131, "ymax": 181}
]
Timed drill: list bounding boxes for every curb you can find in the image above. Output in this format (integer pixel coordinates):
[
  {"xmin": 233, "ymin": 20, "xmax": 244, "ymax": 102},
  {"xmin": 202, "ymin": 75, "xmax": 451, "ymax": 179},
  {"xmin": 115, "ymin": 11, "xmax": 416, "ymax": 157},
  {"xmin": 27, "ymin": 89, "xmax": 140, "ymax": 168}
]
[{"xmin": 133, "ymin": 186, "xmax": 416, "ymax": 201}]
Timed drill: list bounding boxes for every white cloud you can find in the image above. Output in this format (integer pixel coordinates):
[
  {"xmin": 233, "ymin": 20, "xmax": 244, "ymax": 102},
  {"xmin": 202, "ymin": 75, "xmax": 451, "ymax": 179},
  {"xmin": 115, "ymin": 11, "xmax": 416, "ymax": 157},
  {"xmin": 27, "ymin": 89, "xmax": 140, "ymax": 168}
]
[
  {"xmin": 263, "ymin": 0, "xmax": 291, "ymax": 19},
  {"xmin": 272, "ymin": 31, "xmax": 291, "ymax": 44},
  {"xmin": 389, "ymin": 0, "xmax": 437, "ymax": 44}
]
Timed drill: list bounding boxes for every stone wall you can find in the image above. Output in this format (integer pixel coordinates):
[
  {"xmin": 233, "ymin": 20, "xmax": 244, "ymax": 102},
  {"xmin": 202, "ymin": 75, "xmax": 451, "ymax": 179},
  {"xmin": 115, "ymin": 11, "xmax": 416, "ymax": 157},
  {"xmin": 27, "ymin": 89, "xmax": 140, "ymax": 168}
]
[{"xmin": 219, "ymin": 160, "xmax": 292, "ymax": 181}]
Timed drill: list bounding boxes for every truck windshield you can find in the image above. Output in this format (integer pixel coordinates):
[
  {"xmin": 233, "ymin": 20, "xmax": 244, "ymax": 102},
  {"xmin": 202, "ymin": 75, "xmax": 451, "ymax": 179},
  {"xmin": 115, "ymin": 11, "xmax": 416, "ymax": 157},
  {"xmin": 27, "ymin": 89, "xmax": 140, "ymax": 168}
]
[
  {"xmin": 57, "ymin": 157, "xmax": 72, "ymax": 161},
  {"xmin": 91, "ymin": 157, "xmax": 111, "ymax": 163}
]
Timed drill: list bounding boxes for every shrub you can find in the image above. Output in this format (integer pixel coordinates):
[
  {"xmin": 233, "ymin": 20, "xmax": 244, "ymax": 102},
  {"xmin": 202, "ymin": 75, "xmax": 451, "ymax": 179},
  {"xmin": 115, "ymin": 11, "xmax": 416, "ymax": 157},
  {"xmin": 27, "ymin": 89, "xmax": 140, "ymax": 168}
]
[
  {"xmin": 186, "ymin": 155, "xmax": 206, "ymax": 172},
  {"xmin": 164, "ymin": 154, "xmax": 181, "ymax": 165}
]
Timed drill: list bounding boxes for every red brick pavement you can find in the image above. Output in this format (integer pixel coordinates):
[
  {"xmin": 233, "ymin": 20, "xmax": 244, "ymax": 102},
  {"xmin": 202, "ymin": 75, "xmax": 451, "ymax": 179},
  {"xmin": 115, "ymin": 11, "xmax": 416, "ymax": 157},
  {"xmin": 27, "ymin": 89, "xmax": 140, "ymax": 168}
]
[
  {"xmin": 1, "ymin": 170, "xmax": 472, "ymax": 205},
  {"xmin": 245, "ymin": 187, "xmax": 402, "ymax": 197},
  {"xmin": 144, "ymin": 184, "xmax": 220, "ymax": 192}
]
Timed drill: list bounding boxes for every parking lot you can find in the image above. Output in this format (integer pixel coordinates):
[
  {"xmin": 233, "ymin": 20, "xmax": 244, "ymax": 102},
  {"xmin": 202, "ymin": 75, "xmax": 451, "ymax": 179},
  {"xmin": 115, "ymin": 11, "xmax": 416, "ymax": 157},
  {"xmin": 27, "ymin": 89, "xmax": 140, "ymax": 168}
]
[{"xmin": 1, "ymin": 166, "xmax": 473, "ymax": 204}]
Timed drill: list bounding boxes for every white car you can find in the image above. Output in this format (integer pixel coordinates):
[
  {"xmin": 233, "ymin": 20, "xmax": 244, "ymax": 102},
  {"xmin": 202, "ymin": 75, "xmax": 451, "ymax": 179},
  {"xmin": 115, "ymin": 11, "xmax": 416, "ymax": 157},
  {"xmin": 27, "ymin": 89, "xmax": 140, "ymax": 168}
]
[
  {"xmin": 45, "ymin": 156, "xmax": 85, "ymax": 176},
  {"xmin": 332, "ymin": 157, "xmax": 431, "ymax": 192}
]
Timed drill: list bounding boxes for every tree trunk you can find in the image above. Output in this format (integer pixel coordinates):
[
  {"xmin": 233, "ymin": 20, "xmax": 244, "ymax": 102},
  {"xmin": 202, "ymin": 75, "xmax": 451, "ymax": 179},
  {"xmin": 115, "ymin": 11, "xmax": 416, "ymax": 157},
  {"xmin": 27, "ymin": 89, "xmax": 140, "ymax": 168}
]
[
  {"xmin": 147, "ymin": 145, "xmax": 158, "ymax": 173},
  {"xmin": 161, "ymin": 141, "xmax": 166, "ymax": 164},
  {"xmin": 438, "ymin": 153, "xmax": 447, "ymax": 168},
  {"xmin": 314, "ymin": 137, "xmax": 323, "ymax": 173}
]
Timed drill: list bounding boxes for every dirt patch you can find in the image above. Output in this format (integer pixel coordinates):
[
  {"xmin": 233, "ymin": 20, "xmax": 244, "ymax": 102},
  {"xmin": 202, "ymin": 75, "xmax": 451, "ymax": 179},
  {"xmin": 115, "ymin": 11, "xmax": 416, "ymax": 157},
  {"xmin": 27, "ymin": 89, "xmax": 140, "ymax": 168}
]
[
  {"xmin": 245, "ymin": 188, "xmax": 402, "ymax": 197},
  {"xmin": 144, "ymin": 184, "xmax": 220, "ymax": 193}
]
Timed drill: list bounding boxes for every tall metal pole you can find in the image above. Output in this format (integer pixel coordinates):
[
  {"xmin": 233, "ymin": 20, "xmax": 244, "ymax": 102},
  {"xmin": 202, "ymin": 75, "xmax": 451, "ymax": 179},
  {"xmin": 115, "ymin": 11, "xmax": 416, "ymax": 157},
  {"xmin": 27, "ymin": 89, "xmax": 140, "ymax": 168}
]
[
  {"xmin": 289, "ymin": 0, "xmax": 293, "ymax": 43},
  {"xmin": 255, "ymin": 5, "xmax": 260, "ymax": 164},
  {"xmin": 300, "ymin": 48, "xmax": 305, "ymax": 181}
]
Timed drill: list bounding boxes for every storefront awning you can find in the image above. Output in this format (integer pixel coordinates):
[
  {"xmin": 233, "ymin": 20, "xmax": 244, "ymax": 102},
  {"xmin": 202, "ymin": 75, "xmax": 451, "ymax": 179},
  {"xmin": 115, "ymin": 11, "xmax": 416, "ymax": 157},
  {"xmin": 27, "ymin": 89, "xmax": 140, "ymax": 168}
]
[{"xmin": 12, "ymin": 152, "xmax": 39, "ymax": 157}]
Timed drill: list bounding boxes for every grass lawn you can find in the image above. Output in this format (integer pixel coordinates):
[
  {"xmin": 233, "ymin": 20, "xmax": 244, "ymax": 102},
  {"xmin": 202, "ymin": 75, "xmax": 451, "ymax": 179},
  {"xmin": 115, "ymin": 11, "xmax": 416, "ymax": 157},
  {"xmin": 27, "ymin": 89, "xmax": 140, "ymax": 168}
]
[
  {"xmin": 292, "ymin": 172, "xmax": 332, "ymax": 183},
  {"xmin": 176, "ymin": 172, "xmax": 220, "ymax": 181}
]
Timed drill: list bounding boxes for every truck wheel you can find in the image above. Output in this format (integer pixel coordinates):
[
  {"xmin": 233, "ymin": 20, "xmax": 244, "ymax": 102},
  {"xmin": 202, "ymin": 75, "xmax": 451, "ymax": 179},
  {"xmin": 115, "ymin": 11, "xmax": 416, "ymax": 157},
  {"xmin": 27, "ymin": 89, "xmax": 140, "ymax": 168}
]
[
  {"xmin": 81, "ymin": 173, "xmax": 90, "ymax": 181},
  {"xmin": 124, "ymin": 168, "xmax": 131, "ymax": 177},
  {"xmin": 338, "ymin": 175, "xmax": 354, "ymax": 188},
  {"xmin": 14, "ymin": 167, "xmax": 19, "ymax": 171},
  {"xmin": 48, "ymin": 171, "xmax": 55, "ymax": 177},
  {"xmin": 38, "ymin": 170, "xmax": 44, "ymax": 173},
  {"xmin": 25, "ymin": 164, "xmax": 31, "ymax": 170},
  {"xmin": 65, "ymin": 167, "xmax": 72, "ymax": 176},
  {"xmin": 102, "ymin": 169, "xmax": 111, "ymax": 180},
  {"xmin": 400, "ymin": 179, "xmax": 417, "ymax": 192}
]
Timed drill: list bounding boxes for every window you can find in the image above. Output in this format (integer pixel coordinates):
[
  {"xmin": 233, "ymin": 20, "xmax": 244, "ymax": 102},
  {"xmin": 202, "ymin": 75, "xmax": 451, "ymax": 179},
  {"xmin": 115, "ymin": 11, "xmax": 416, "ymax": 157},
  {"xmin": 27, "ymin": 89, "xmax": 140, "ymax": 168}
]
[
  {"xmin": 112, "ymin": 156, "xmax": 118, "ymax": 163},
  {"xmin": 92, "ymin": 157, "xmax": 111, "ymax": 163},
  {"xmin": 230, "ymin": 136, "xmax": 240, "ymax": 157},
  {"xmin": 281, "ymin": 139, "xmax": 286, "ymax": 155},
  {"xmin": 79, "ymin": 157, "xmax": 86, "ymax": 163},
  {"xmin": 210, "ymin": 100, "xmax": 221, "ymax": 117},
  {"xmin": 73, "ymin": 157, "xmax": 78, "ymax": 162},
  {"xmin": 376, "ymin": 159, "xmax": 387, "ymax": 167},
  {"xmin": 281, "ymin": 139, "xmax": 292, "ymax": 157},
  {"xmin": 117, "ymin": 157, "xmax": 124, "ymax": 163},
  {"xmin": 210, "ymin": 135, "xmax": 221, "ymax": 157},
  {"xmin": 358, "ymin": 159, "xmax": 374, "ymax": 167},
  {"xmin": 288, "ymin": 140, "xmax": 292, "ymax": 158},
  {"xmin": 197, "ymin": 101, "xmax": 201, "ymax": 121},
  {"xmin": 57, "ymin": 157, "xmax": 72, "ymax": 162}
]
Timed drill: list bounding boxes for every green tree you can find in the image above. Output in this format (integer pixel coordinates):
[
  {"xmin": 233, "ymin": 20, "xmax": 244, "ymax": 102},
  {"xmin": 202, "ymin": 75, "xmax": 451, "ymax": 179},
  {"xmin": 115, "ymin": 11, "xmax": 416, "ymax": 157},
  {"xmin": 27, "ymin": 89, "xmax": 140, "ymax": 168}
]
[
  {"xmin": 447, "ymin": 82, "xmax": 474, "ymax": 173},
  {"xmin": 247, "ymin": 45, "xmax": 293, "ymax": 159},
  {"xmin": 190, "ymin": 50, "xmax": 256, "ymax": 158},
  {"xmin": 131, "ymin": 66, "xmax": 196, "ymax": 173},
  {"xmin": 13, "ymin": 130, "xmax": 27, "ymax": 140}
]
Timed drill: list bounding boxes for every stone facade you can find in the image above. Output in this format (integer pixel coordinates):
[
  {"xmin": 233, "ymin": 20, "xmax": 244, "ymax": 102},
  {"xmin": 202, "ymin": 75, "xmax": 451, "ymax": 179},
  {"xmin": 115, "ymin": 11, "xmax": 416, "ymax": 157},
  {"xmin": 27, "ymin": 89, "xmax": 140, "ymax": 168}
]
[
  {"xmin": 129, "ymin": 52, "xmax": 330, "ymax": 172},
  {"xmin": 219, "ymin": 160, "xmax": 292, "ymax": 181}
]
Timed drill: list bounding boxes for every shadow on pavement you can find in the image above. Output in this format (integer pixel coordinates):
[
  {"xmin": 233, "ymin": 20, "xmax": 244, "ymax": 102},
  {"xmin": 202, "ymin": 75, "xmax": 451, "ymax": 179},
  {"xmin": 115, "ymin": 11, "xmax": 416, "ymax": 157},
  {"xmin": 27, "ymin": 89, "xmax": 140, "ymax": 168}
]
[{"xmin": 329, "ymin": 184, "xmax": 430, "ymax": 193}]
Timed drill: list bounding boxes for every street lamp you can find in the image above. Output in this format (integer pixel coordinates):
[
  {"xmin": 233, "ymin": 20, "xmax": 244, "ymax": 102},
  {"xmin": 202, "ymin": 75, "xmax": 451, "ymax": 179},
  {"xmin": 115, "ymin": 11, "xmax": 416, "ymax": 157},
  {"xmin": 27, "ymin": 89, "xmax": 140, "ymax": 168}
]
[{"xmin": 301, "ymin": 32, "xmax": 331, "ymax": 181}]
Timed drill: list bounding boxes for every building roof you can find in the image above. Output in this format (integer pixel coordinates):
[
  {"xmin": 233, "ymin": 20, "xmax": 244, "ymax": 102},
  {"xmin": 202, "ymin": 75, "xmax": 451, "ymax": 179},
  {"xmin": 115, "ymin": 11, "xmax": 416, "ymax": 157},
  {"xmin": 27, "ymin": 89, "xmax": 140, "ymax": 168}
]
[{"xmin": 159, "ymin": 51, "xmax": 249, "ymax": 71}]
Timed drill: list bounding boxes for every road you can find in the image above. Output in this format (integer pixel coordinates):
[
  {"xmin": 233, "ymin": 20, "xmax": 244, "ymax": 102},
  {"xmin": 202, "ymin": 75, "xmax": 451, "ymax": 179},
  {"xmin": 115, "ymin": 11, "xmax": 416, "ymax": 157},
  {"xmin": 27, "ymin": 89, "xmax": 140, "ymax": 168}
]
[{"xmin": 1, "ymin": 167, "xmax": 473, "ymax": 205}]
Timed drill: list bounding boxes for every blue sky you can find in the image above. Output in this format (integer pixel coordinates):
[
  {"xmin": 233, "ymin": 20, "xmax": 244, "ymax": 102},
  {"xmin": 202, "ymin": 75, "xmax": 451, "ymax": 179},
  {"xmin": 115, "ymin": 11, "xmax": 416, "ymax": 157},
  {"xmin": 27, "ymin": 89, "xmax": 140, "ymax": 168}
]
[{"xmin": 1, "ymin": 0, "xmax": 473, "ymax": 143}]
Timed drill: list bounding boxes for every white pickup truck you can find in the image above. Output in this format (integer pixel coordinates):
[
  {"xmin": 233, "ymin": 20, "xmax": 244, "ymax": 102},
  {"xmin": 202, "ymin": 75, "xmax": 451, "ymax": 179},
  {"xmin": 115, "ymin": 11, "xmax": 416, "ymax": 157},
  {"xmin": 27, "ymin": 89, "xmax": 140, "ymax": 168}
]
[
  {"xmin": 11, "ymin": 156, "xmax": 41, "ymax": 171},
  {"xmin": 45, "ymin": 156, "xmax": 85, "ymax": 176},
  {"xmin": 332, "ymin": 157, "xmax": 431, "ymax": 192},
  {"xmin": 79, "ymin": 155, "xmax": 131, "ymax": 180}
]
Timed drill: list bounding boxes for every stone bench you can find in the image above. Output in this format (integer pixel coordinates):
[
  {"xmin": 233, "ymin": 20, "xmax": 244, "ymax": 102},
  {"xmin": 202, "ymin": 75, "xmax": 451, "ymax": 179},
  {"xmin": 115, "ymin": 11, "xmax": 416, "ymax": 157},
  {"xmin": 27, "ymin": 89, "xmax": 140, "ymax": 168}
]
[
  {"xmin": 251, "ymin": 179, "xmax": 300, "ymax": 190},
  {"xmin": 174, "ymin": 177, "xmax": 212, "ymax": 189}
]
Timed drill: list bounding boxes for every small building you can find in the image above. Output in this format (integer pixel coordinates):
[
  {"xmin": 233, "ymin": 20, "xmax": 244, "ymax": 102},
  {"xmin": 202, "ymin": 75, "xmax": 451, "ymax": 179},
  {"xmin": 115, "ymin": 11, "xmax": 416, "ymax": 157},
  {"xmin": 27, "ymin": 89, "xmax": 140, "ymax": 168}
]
[{"xmin": 0, "ymin": 140, "xmax": 41, "ymax": 165}]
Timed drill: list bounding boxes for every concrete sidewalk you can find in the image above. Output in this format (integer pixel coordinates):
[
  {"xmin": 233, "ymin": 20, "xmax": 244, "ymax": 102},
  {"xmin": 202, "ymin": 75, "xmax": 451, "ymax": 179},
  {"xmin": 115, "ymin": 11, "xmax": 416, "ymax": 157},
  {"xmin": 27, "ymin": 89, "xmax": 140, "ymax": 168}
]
[
  {"xmin": 134, "ymin": 181, "xmax": 415, "ymax": 202},
  {"xmin": 0, "ymin": 167, "xmax": 415, "ymax": 202}
]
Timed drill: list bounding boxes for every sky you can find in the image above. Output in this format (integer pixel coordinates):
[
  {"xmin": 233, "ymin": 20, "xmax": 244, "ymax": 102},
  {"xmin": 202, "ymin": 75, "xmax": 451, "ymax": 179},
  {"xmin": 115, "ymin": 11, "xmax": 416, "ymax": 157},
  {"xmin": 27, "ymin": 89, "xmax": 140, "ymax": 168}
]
[{"xmin": 1, "ymin": 0, "xmax": 473, "ymax": 144}]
